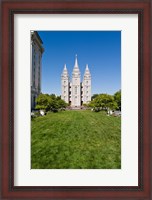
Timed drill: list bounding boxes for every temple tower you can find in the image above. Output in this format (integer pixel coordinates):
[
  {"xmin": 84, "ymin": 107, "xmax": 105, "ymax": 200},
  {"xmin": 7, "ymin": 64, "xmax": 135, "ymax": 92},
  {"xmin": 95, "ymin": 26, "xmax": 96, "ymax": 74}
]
[
  {"xmin": 61, "ymin": 64, "xmax": 69, "ymax": 103},
  {"xmin": 82, "ymin": 64, "xmax": 91, "ymax": 104},
  {"xmin": 71, "ymin": 55, "xmax": 81, "ymax": 107}
]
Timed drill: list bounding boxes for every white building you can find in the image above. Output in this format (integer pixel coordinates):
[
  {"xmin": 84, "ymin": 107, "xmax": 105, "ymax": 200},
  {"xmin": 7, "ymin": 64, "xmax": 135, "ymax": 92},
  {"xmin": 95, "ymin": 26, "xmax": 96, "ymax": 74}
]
[
  {"xmin": 61, "ymin": 55, "xmax": 91, "ymax": 108},
  {"xmin": 31, "ymin": 31, "xmax": 44, "ymax": 110}
]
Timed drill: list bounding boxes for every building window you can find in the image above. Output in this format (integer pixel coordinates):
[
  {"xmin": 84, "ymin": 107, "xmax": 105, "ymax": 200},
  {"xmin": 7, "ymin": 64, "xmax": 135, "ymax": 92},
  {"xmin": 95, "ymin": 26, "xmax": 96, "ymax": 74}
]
[{"xmin": 75, "ymin": 86, "xmax": 77, "ymax": 94}]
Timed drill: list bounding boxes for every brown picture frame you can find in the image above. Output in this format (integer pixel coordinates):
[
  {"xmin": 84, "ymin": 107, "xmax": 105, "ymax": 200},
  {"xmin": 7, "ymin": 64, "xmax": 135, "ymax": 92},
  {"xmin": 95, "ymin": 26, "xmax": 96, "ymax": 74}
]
[{"xmin": 1, "ymin": 0, "xmax": 151, "ymax": 199}]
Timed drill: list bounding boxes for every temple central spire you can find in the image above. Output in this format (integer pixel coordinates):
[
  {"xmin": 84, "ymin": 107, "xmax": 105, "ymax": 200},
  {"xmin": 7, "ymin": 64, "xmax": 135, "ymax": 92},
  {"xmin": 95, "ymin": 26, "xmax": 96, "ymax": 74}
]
[{"xmin": 73, "ymin": 54, "xmax": 79, "ymax": 70}]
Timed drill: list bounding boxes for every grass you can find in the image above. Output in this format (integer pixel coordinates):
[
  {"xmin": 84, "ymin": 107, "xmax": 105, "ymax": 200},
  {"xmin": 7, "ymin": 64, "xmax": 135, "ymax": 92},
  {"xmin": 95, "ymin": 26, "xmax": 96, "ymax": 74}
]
[{"xmin": 31, "ymin": 110, "xmax": 121, "ymax": 169}]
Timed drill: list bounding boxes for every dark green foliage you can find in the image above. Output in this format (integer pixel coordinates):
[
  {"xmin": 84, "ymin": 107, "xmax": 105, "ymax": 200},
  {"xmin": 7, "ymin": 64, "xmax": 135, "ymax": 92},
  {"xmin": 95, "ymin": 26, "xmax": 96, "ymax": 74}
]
[
  {"xmin": 90, "ymin": 90, "xmax": 121, "ymax": 111},
  {"xmin": 89, "ymin": 93, "xmax": 118, "ymax": 110},
  {"xmin": 35, "ymin": 93, "xmax": 50, "ymax": 111},
  {"xmin": 91, "ymin": 94, "xmax": 99, "ymax": 100},
  {"xmin": 114, "ymin": 90, "xmax": 121, "ymax": 110},
  {"xmin": 35, "ymin": 93, "xmax": 67, "ymax": 112},
  {"xmin": 31, "ymin": 110, "xmax": 121, "ymax": 169}
]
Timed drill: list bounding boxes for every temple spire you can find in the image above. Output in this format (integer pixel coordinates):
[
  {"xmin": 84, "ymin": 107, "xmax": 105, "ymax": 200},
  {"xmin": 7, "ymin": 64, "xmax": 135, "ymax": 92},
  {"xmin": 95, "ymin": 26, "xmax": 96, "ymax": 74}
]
[
  {"xmin": 64, "ymin": 64, "xmax": 67, "ymax": 71},
  {"xmin": 73, "ymin": 54, "xmax": 80, "ymax": 74},
  {"xmin": 62, "ymin": 64, "xmax": 69, "ymax": 76},
  {"xmin": 74, "ymin": 54, "xmax": 79, "ymax": 69},
  {"xmin": 84, "ymin": 64, "xmax": 91, "ymax": 76}
]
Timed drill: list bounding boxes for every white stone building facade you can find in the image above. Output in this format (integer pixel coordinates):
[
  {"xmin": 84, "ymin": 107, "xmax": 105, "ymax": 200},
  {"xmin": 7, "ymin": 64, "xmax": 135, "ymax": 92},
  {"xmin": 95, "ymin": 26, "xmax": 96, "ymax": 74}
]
[
  {"xmin": 31, "ymin": 31, "xmax": 44, "ymax": 110},
  {"xmin": 61, "ymin": 55, "xmax": 91, "ymax": 108}
]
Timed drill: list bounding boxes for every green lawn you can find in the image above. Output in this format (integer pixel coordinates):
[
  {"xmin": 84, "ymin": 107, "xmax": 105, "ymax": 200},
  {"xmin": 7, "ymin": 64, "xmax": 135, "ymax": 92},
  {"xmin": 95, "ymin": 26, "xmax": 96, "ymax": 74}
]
[{"xmin": 31, "ymin": 110, "xmax": 121, "ymax": 169}]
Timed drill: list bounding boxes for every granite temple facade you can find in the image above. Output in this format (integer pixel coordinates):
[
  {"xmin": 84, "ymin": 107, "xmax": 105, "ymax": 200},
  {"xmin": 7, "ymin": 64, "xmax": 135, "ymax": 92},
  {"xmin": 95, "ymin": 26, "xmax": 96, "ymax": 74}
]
[{"xmin": 61, "ymin": 55, "xmax": 91, "ymax": 108}]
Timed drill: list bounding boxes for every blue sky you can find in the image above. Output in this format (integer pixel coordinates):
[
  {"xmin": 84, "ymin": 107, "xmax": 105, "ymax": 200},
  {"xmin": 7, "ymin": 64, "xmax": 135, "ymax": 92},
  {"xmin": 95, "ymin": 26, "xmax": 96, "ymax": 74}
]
[{"xmin": 38, "ymin": 31, "xmax": 121, "ymax": 96}]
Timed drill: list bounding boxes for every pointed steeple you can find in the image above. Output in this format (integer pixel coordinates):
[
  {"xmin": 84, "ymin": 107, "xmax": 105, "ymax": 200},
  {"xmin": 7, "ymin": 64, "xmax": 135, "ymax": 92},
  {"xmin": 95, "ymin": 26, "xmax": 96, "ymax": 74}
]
[
  {"xmin": 84, "ymin": 64, "xmax": 91, "ymax": 76},
  {"xmin": 62, "ymin": 64, "xmax": 69, "ymax": 76},
  {"xmin": 74, "ymin": 54, "xmax": 78, "ymax": 68},
  {"xmin": 63, "ymin": 64, "xmax": 67, "ymax": 72},
  {"xmin": 72, "ymin": 54, "xmax": 80, "ymax": 75}
]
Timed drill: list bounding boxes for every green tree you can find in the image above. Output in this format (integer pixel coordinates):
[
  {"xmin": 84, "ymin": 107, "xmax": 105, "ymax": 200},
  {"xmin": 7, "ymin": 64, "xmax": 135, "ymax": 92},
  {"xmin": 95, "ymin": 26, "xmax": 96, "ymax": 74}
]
[
  {"xmin": 57, "ymin": 99, "xmax": 68, "ymax": 109},
  {"xmin": 89, "ymin": 93, "xmax": 118, "ymax": 111},
  {"xmin": 50, "ymin": 94, "xmax": 56, "ymax": 100},
  {"xmin": 35, "ymin": 93, "xmax": 50, "ymax": 111},
  {"xmin": 56, "ymin": 95, "xmax": 61, "ymax": 100},
  {"xmin": 91, "ymin": 94, "xmax": 99, "ymax": 101},
  {"xmin": 49, "ymin": 98, "xmax": 59, "ymax": 112},
  {"xmin": 114, "ymin": 90, "xmax": 121, "ymax": 110},
  {"xmin": 35, "ymin": 93, "xmax": 67, "ymax": 112}
]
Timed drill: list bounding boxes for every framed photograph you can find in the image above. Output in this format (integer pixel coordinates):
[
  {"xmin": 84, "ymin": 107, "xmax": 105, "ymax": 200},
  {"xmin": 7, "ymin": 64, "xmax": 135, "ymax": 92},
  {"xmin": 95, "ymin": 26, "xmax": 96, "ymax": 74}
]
[{"xmin": 1, "ymin": 0, "xmax": 151, "ymax": 199}]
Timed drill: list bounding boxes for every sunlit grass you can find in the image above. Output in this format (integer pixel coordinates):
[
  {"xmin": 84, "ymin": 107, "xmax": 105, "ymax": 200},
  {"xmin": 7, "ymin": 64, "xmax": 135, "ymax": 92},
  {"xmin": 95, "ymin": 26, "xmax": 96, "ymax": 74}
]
[{"xmin": 31, "ymin": 110, "xmax": 121, "ymax": 169}]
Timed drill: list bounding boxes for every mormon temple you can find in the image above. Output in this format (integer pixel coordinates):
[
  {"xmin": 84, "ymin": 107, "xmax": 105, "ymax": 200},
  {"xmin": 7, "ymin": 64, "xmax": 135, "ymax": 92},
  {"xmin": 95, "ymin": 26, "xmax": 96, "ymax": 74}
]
[{"xmin": 61, "ymin": 55, "xmax": 91, "ymax": 108}]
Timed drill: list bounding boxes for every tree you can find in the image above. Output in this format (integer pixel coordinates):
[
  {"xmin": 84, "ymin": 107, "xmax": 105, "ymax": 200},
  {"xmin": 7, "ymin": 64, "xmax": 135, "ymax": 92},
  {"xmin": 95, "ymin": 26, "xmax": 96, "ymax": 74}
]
[
  {"xmin": 50, "ymin": 94, "xmax": 56, "ymax": 99},
  {"xmin": 114, "ymin": 90, "xmax": 121, "ymax": 110},
  {"xmin": 57, "ymin": 99, "xmax": 68, "ymax": 109},
  {"xmin": 49, "ymin": 98, "xmax": 59, "ymax": 112},
  {"xmin": 56, "ymin": 95, "xmax": 61, "ymax": 100},
  {"xmin": 35, "ymin": 93, "xmax": 51, "ymax": 111},
  {"xmin": 88, "ymin": 93, "xmax": 118, "ymax": 111},
  {"xmin": 91, "ymin": 94, "xmax": 99, "ymax": 101},
  {"xmin": 35, "ymin": 93, "xmax": 68, "ymax": 112}
]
